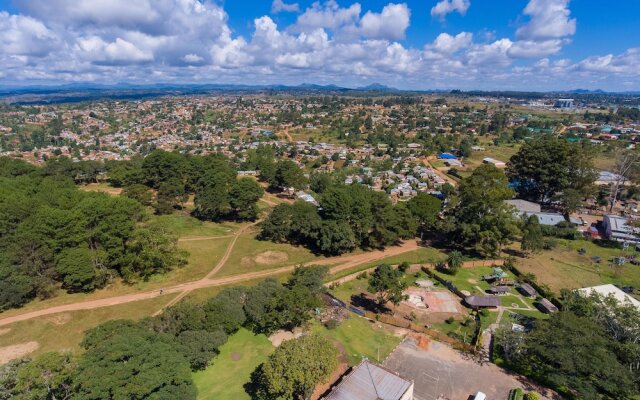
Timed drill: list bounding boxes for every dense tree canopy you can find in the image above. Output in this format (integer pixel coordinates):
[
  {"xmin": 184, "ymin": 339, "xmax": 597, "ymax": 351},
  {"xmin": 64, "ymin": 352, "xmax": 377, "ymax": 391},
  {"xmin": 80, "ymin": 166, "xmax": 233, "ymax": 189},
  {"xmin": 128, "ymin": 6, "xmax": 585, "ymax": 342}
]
[
  {"xmin": 506, "ymin": 137, "xmax": 597, "ymax": 210},
  {"xmin": 252, "ymin": 335, "xmax": 338, "ymax": 400},
  {"xmin": 0, "ymin": 158, "xmax": 186, "ymax": 310},
  {"xmin": 260, "ymin": 183, "xmax": 416, "ymax": 255},
  {"xmin": 449, "ymin": 164, "xmax": 519, "ymax": 257}
]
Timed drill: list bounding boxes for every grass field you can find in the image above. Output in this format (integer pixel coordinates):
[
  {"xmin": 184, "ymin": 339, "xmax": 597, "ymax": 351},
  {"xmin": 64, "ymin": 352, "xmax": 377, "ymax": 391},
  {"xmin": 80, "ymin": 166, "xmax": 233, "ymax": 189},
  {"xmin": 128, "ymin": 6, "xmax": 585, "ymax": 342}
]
[
  {"xmin": 514, "ymin": 239, "xmax": 640, "ymax": 292},
  {"xmin": 217, "ymin": 230, "xmax": 323, "ymax": 277},
  {"xmin": 177, "ymin": 237, "xmax": 233, "ymax": 279},
  {"xmin": 464, "ymin": 145, "xmax": 520, "ymax": 170},
  {"xmin": 0, "ymin": 294, "xmax": 174, "ymax": 357},
  {"xmin": 150, "ymin": 214, "xmax": 241, "ymax": 237},
  {"xmin": 193, "ymin": 328, "xmax": 274, "ymax": 400},
  {"xmin": 432, "ymin": 266, "xmax": 509, "ymax": 295},
  {"xmin": 311, "ymin": 317, "xmax": 401, "ymax": 366},
  {"xmin": 79, "ymin": 182, "xmax": 123, "ymax": 196}
]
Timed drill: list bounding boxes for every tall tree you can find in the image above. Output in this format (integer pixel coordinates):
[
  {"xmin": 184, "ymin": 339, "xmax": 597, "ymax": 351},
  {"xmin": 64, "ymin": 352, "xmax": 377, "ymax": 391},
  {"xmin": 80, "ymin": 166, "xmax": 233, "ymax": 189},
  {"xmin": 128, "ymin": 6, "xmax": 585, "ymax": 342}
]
[
  {"xmin": 451, "ymin": 164, "xmax": 519, "ymax": 257},
  {"xmin": 253, "ymin": 335, "xmax": 337, "ymax": 400},
  {"xmin": 368, "ymin": 264, "xmax": 407, "ymax": 308},
  {"xmin": 521, "ymin": 214, "xmax": 544, "ymax": 255}
]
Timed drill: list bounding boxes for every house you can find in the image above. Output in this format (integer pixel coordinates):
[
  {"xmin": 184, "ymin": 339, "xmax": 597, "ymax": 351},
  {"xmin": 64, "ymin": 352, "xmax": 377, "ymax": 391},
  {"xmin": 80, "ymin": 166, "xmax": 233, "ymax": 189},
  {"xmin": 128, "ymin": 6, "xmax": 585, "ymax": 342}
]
[
  {"xmin": 489, "ymin": 286, "xmax": 510, "ymax": 295},
  {"xmin": 577, "ymin": 284, "xmax": 640, "ymax": 310},
  {"xmin": 518, "ymin": 283, "xmax": 537, "ymax": 298},
  {"xmin": 482, "ymin": 157, "xmax": 506, "ymax": 168},
  {"xmin": 603, "ymin": 214, "xmax": 640, "ymax": 243},
  {"xmin": 537, "ymin": 298, "xmax": 558, "ymax": 313},
  {"xmin": 438, "ymin": 152, "xmax": 457, "ymax": 160},
  {"xmin": 505, "ymin": 199, "xmax": 541, "ymax": 213},
  {"xmin": 464, "ymin": 295, "xmax": 500, "ymax": 309},
  {"xmin": 525, "ymin": 212, "xmax": 567, "ymax": 226},
  {"xmin": 323, "ymin": 360, "xmax": 414, "ymax": 400}
]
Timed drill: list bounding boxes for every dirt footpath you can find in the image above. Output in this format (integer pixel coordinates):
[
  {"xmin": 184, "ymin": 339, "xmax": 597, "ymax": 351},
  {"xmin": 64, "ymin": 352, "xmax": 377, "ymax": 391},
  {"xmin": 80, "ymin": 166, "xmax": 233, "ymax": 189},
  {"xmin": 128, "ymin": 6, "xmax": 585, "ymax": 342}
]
[{"xmin": 384, "ymin": 337, "xmax": 559, "ymax": 400}]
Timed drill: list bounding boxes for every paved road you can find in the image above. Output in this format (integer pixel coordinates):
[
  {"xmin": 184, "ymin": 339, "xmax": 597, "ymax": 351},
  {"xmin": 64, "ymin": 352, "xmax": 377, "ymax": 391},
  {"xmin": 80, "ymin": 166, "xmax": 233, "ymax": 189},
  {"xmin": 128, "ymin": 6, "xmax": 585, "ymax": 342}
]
[{"xmin": 0, "ymin": 240, "xmax": 420, "ymax": 327}]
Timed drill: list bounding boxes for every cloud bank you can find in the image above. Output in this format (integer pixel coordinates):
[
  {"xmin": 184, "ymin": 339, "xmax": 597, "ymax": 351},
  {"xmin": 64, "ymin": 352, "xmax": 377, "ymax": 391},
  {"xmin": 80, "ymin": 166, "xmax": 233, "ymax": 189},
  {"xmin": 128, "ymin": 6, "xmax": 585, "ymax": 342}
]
[{"xmin": 0, "ymin": 0, "xmax": 637, "ymax": 91}]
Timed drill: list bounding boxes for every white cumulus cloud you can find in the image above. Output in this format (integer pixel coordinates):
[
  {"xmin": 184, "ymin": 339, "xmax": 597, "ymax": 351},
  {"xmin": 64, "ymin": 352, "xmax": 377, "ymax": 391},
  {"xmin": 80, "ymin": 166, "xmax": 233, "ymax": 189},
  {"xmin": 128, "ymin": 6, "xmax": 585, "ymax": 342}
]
[{"xmin": 431, "ymin": 0, "xmax": 470, "ymax": 20}]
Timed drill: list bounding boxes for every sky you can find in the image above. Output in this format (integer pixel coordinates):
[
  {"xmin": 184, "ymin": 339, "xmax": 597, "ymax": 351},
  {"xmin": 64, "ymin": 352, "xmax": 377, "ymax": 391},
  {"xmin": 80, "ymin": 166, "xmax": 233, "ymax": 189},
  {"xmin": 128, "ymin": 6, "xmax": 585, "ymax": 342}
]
[{"xmin": 0, "ymin": 0, "xmax": 638, "ymax": 91}]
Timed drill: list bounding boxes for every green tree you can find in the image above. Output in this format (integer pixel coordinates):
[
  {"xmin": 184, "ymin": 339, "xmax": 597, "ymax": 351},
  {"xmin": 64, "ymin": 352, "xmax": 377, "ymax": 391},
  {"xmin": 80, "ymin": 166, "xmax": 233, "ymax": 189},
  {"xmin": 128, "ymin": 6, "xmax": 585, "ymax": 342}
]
[
  {"xmin": 229, "ymin": 178, "xmax": 264, "ymax": 220},
  {"xmin": 177, "ymin": 330, "xmax": 227, "ymax": 370},
  {"xmin": 506, "ymin": 137, "xmax": 597, "ymax": 206},
  {"xmin": 446, "ymin": 251, "xmax": 463, "ymax": 275},
  {"xmin": 271, "ymin": 160, "xmax": 306, "ymax": 190},
  {"xmin": 317, "ymin": 220, "xmax": 357, "ymax": 255},
  {"xmin": 55, "ymin": 247, "xmax": 105, "ymax": 292},
  {"xmin": 75, "ymin": 333, "xmax": 196, "ymax": 400},
  {"xmin": 521, "ymin": 214, "xmax": 544, "ymax": 255},
  {"xmin": 122, "ymin": 184, "xmax": 153, "ymax": 206},
  {"xmin": 13, "ymin": 352, "xmax": 76, "ymax": 400},
  {"xmin": 121, "ymin": 223, "xmax": 186, "ymax": 281},
  {"xmin": 368, "ymin": 264, "xmax": 407, "ymax": 308},
  {"xmin": 253, "ymin": 335, "xmax": 337, "ymax": 400},
  {"xmin": 155, "ymin": 178, "xmax": 187, "ymax": 215},
  {"xmin": 407, "ymin": 193, "xmax": 442, "ymax": 238},
  {"xmin": 451, "ymin": 164, "xmax": 519, "ymax": 257}
]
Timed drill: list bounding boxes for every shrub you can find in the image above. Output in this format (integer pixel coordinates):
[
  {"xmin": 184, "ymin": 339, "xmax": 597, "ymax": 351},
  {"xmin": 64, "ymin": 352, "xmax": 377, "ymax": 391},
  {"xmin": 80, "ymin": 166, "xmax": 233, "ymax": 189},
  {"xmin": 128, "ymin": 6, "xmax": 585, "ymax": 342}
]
[
  {"xmin": 398, "ymin": 262, "xmax": 410, "ymax": 273},
  {"xmin": 325, "ymin": 319, "xmax": 339, "ymax": 330},
  {"xmin": 445, "ymin": 316, "xmax": 455, "ymax": 324},
  {"xmin": 524, "ymin": 392, "xmax": 540, "ymax": 400}
]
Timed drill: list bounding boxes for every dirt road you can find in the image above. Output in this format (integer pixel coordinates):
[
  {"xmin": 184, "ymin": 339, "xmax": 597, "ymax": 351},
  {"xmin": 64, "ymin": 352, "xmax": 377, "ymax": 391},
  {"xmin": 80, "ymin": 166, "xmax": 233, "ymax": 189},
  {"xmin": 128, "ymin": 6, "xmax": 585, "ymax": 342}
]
[
  {"xmin": 422, "ymin": 156, "xmax": 458, "ymax": 187},
  {"xmin": 0, "ymin": 240, "xmax": 420, "ymax": 327}
]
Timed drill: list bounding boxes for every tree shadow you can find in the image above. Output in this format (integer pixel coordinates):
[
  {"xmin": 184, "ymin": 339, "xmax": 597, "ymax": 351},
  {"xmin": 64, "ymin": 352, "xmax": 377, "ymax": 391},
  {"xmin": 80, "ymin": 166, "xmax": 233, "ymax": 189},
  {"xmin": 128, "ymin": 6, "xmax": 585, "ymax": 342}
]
[{"xmin": 350, "ymin": 293, "xmax": 389, "ymax": 314}]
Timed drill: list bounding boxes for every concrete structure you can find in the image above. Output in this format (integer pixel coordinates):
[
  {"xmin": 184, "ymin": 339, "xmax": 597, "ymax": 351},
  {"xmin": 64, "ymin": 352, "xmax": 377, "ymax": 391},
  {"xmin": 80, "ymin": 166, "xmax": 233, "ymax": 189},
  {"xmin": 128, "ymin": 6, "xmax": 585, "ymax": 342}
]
[
  {"xmin": 323, "ymin": 360, "xmax": 414, "ymax": 400},
  {"xmin": 554, "ymin": 99, "xmax": 575, "ymax": 109},
  {"xmin": 603, "ymin": 214, "xmax": 640, "ymax": 243},
  {"xmin": 505, "ymin": 199, "xmax": 541, "ymax": 213},
  {"xmin": 482, "ymin": 157, "xmax": 506, "ymax": 168},
  {"xmin": 577, "ymin": 284, "xmax": 640, "ymax": 309}
]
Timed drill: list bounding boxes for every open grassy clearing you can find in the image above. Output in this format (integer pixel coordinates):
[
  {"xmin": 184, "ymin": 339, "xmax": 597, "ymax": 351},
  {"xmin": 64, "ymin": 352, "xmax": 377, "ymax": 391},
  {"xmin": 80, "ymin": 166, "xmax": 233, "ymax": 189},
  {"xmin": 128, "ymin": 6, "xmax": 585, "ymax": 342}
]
[
  {"xmin": 177, "ymin": 237, "xmax": 233, "ymax": 279},
  {"xmin": 326, "ymin": 246, "xmax": 447, "ymax": 281},
  {"xmin": 79, "ymin": 182, "xmax": 123, "ymax": 196},
  {"xmin": 0, "ymin": 294, "xmax": 175, "ymax": 358},
  {"xmin": 513, "ymin": 239, "xmax": 640, "ymax": 293},
  {"xmin": 150, "ymin": 214, "xmax": 240, "ymax": 237},
  {"xmin": 311, "ymin": 317, "xmax": 402, "ymax": 366},
  {"xmin": 464, "ymin": 145, "xmax": 520, "ymax": 169},
  {"xmin": 431, "ymin": 266, "xmax": 509, "ymax": 295},
  {"xmin": 193, "ymin": 328, "xmax": 274, "ymax": 400},
  {"xmin": 217, "ymin": 230, "xmax": 323, "ymax": 277}
]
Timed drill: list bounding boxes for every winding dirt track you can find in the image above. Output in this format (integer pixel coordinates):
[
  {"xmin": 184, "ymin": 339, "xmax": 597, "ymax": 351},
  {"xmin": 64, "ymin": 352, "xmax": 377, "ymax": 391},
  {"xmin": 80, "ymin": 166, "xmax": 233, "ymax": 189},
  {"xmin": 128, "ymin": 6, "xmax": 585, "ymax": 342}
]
[{"xmin": 0, "ymin": 237, "xmax": 419, "ymax": 327}]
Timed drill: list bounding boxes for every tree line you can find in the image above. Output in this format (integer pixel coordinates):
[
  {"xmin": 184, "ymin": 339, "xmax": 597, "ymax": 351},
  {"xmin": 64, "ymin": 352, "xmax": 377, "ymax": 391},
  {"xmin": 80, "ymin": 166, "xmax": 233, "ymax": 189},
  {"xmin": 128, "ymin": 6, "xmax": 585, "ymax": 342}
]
[
  {"xmin": 0, "ymin": 266, "xmax": 330, "ymax": 400},
  {"xmin": 0, "ymin": 157, "xmax": 186, "ymax": 311}
]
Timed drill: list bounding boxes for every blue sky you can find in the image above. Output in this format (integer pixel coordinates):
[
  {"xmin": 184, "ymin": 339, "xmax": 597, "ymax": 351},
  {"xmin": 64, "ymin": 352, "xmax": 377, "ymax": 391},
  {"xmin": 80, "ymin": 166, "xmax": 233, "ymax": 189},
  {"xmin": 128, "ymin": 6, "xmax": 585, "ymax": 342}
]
[{"xmin": 0, "ymin": 0, "xmax": 638, "ymax": 90}]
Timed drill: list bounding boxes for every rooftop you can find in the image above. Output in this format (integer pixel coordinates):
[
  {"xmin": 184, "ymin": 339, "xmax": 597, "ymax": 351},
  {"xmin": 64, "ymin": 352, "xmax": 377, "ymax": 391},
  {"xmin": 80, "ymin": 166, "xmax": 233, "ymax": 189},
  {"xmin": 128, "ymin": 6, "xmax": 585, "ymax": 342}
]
[
  {"xmin": 323, "ymin": 360, "xmax": 413, "ymax": 400},
  {"xmin": 577, "ymin": 284, "xmax": 640, "ymax": 309}
]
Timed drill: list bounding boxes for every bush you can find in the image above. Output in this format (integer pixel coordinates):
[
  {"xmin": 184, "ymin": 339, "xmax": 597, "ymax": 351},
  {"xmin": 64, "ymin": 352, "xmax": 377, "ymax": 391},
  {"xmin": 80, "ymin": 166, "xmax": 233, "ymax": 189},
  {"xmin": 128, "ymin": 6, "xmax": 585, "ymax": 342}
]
[
  {"xmin": 479, "ymin": 308, "xmax": 489, "ymax": 317},
  {"xmin": 398, "ymin": 262, "xmax": 410, "ymax": 273},
  {"xmin": 324, "ymin": 319, "xmax": 339, "ymax": 330},
  {"xmin": 445, "ymin": 316, "xmax": 455, "ymax": 324},
  {"xmin": 524, "ymin": 392, "xmax": 540, "ymax": 400}
]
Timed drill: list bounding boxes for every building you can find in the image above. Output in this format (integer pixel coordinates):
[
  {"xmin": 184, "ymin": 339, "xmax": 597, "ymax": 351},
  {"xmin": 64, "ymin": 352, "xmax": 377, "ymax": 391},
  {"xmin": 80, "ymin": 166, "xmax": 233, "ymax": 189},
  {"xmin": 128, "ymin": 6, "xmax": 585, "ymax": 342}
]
[
  {"xmin": 323, "ymin": 360, "xmax": 414, "ymax": 400},
  {"xmin": 537, "ymin": 298, "xmax": 558, "ymax": 314},
  {"xmin": 554, "ymin": 99, "xmax": 575, "ymax": 109},
  {"xmin": 603, "ymin": 214, "xmax": 640, "ymax": 243},
  {"xmin": 577, "ymin": 284, "xmax": 640, "ymax": 309},
  {"xmin": 482, "ymin": 157, "xmax": 506, "ymax": 168},
  {"xmin": 505, "ymin": 199, "xmax": 541, "ymax": 213},
  {"xmin": 518, "ymin": 283, "xmax": 537, "ymax": 298},
  {"xmin": 489, "ymin": 286, "xmax": 510, "ymax": 295},
  {"xmin": 464, "ymin": 295, "xmax": 500, "ymax": 309}
]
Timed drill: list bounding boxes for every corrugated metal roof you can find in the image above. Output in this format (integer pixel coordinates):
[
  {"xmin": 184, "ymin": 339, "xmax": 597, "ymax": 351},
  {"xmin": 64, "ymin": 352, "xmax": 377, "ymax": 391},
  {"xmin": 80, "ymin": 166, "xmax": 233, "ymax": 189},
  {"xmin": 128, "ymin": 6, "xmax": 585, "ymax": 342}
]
[
  {"xmin": 323, "ymin": 360, "xmax": 412, "ymax": 400},
  {"xmin": 464, "ymin": 295, "xmax": 500, "ymax": 308}
]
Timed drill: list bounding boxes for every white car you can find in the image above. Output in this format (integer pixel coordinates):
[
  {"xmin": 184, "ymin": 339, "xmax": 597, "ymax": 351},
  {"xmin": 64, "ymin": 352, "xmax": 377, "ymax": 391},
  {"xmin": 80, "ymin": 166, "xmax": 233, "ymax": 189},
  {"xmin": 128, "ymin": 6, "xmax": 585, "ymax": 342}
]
[{"xmin": 473, "ymin": 392, "xmax": 486, "ymax": 400}]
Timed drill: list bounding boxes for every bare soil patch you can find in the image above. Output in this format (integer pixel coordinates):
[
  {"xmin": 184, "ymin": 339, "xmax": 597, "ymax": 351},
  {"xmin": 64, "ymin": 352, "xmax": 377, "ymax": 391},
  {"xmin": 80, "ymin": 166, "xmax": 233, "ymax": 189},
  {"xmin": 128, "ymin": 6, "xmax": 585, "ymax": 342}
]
[
  {"xmin": 254, "ymin": 251, "xmax": 289, "ymax": 265},
  {"xmin": 46, "ymin": 313, "xmax": 72, "ymax": 325},
  {"xmin": 0, "ymin": 342, "xmax": 39, "ymax": 365},
  {"xmin": 230, "ymin": 352, "xmax": 242, "ymax": 361},
  {"xmin": 0, "ymin": 328, "xmax": 9, "ymax": 336},
  {"xmin": 268, "ymin": 329, "xmax": 303, "ymax": 347}
]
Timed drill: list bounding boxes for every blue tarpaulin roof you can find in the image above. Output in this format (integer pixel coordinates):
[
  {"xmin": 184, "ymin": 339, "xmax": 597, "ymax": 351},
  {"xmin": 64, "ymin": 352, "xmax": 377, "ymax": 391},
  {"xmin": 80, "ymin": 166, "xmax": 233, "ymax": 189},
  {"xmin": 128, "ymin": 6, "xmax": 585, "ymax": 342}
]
[{"xmin": 438, "ymin": 152, "xmax": 457, "ymax": 159}]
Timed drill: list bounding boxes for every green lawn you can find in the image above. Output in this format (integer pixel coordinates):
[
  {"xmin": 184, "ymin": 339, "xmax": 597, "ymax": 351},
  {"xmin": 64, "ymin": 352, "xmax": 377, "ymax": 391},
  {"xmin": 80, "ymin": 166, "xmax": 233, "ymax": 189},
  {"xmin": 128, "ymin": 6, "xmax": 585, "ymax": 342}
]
[
  {"xmin": 218, "ymin": 231, "xmax": 322, "ymax": 277},
  {"xmin": 193, "ymin": 328, "xmax": 274, "ymax": 400},
  {"xmin": 515, "ymin": 238, "xmax": 640, "ymax": 293},
  {"xmin": 0, "ymin": 294, "xmax": 175, "ymax": 357},
  {"xmin": 431, "ymin": 266, "xmax": 508, "ymax": 295},
  {"xmin": 311, "ymin": 317, "xmax": 401, "ymax": 365},
  {"xmin": 177, "ymin": 237, "xmax": 233, "ymax": 279},
  {"xmin": 327, "ymin": 247, "xmax": 447, "ymax": 281},
  {"xmin": 150, "ymin": 214, "xmax": 240, "ymax": 237}
]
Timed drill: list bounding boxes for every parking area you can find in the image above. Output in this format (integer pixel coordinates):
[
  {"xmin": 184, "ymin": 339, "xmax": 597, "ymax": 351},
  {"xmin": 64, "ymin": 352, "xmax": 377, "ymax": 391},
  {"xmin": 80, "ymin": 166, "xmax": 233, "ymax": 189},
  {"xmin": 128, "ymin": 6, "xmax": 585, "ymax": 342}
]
[{"xmin": 384, "ymin": 337, "xmax": 556, "ymax": 400}]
